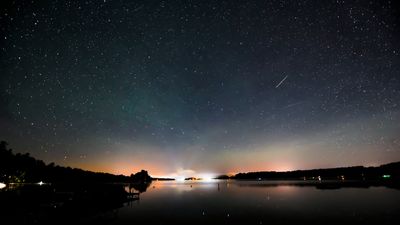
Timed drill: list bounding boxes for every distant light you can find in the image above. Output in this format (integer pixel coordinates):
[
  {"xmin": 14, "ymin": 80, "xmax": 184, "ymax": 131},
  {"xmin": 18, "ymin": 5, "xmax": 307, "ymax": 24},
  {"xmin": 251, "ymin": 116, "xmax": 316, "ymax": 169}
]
[
  {"xmin": 38, "ymin": 181, "xmax": 44, "ymax": 186},
  {"xmin": 201, "ymin": 174, "xmax": 215, "ymax": 182},
  {"xmin": 383, "ymin": 175, "xmax": 391, "ymax": 179},
  {"xmin": 258, "ymin": 178, "xmax": 261, "ymax": 181},
  {"xmin": 0, "ymin": 182, "xmax": 6, "ymax": 189},
  {"xmin": 318, "ymin": 176, "xmax": 321, "ymax": 181},
  {"xmin": 176, "ymin": 177, "xmax": 185, "ymax": 182}
]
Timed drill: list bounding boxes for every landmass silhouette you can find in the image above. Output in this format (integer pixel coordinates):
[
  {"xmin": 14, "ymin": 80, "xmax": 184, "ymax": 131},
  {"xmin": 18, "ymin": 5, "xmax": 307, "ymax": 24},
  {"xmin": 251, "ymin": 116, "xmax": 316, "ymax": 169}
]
[
  {"xmin": 218, "ymin": 162, "xmax": 400, "ymax": 182},
  {"xmin": 1, "ymin": 140, "xmax": 400, "ymax": 224},
  {"xmin": 0, "ymin": 141, "xmax": 152, "ymax": 224}
]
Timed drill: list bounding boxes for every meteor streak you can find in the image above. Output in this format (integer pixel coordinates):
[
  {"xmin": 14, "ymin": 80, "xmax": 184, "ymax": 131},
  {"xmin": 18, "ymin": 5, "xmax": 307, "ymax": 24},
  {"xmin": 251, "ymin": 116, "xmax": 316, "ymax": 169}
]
[{"xmin": 275, "ymin": 75, "xmax": 288, "ymax": 88}]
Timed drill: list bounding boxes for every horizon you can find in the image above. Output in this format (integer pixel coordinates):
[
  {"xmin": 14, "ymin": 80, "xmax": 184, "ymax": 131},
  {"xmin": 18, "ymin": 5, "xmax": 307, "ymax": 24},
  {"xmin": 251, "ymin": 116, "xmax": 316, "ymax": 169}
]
[
  {"xmin": 6, "ymin": 139, "xmax": 399, "ymax": 178},
  {"xmin": 1, "ymin": 0, "xmax": 399, "ymax": 179},
  {"xmin": 64, "ymin": 160, "xmax": 400, "ymax": 178},
  {"xmin": 4, "ymin": 141, "xmax": 397, "ymax": 179},
  {"xmin": 75, "ymin": 160, "xmax": 400, "ymax": 178}
]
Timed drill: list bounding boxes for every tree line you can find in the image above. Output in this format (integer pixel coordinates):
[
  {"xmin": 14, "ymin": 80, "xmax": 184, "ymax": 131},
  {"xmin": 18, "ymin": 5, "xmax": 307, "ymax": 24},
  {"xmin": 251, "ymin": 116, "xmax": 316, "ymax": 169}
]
[
  {"xmin": 0, "ymin": 141, "xmax": 151, "ymax": 184},
  {"xmin": 230, "ymin": 162, "xmax": 400, "ymax": 180}
]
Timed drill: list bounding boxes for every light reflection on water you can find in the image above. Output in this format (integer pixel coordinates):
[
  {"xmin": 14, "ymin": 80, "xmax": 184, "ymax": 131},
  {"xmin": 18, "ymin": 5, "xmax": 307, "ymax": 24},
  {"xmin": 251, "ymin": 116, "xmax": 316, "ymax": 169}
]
[{"xmin": 112, "ymin": 180, "xmax": 400, "ymax": 225}]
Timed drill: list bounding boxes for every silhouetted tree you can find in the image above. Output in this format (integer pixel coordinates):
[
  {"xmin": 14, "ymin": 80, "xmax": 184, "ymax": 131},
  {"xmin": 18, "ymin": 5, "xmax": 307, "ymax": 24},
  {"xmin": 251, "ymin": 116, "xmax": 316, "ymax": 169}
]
[
  {"xmin": 130, "ymin": 170, "xmax": 152, "ymax": 183},
  {"xmin": 0, "ymin": 141, "xmax": 153, "ymax": 184}
]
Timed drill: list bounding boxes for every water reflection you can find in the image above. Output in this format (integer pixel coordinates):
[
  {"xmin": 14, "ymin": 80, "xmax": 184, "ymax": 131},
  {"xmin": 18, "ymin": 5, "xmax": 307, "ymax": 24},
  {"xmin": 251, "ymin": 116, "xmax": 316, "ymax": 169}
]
[
  {"xmin": 0, "ymin": 182, "xmax": 148, "ymax": 225},
  {"xmin": 127, "ymin": 181, "xmax": 151, "ymax": 193},
  {"xmin": 1, "ymin": 180, "xmax": 399, "ymax": 225},
  {"xmin": 115, "ymin": 180, "xmax": 400, "ymax": 225}
]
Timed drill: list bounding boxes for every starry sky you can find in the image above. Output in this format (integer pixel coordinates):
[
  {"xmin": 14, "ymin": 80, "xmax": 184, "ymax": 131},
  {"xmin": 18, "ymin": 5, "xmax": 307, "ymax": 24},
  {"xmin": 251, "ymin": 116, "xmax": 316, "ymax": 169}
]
[{"xmin": 1, "ymin": 0, "xmax": 400, "ymax": 178}]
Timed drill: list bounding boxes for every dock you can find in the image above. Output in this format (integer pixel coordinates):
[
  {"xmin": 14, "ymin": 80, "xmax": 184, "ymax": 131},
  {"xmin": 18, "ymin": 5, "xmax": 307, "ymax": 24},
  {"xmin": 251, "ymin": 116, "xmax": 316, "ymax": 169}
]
[{"xmin": 127, "ymin": 192, "xmax": 140, "ymax": 201}]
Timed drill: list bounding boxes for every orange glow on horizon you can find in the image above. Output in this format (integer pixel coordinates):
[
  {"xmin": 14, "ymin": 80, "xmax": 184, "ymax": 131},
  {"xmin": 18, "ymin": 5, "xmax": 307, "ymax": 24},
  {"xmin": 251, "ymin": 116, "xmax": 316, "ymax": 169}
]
[
  {"xmin": 68, "ymin": 161, "xmax": 166, "ymax": 177},
  {"xmin": 68, "ymin": 160, "xmax": 301, "ymax": 178}
]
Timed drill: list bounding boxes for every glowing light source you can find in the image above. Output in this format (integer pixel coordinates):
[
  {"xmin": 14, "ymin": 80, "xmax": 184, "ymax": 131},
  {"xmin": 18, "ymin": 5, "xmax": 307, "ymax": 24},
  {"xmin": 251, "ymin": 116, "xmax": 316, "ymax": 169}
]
[
  {"xmin": 0, "ymin": 182, "xmax": 6, "ymax": 189},
  {"xmin": 382, "ymin": 175, "xmax": 391, "ymax": 179},
  {"xmin": 200, "ymin": 174, "xmax": 215, "ymax": 182},
  {"xmin": 38, "ymin": 181, "xmax": 44, "ymax": 186},
  {"xmin": 176, "ymin": 177, "xmax": 185, "ymax": 182}
]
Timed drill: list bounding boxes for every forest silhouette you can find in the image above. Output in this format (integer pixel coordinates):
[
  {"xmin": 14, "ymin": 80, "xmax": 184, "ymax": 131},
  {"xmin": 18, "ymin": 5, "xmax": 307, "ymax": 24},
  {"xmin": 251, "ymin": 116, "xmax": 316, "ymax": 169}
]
[{"xmin": 0, "ymin": 141, "xmax": 151, "ymax": 184}]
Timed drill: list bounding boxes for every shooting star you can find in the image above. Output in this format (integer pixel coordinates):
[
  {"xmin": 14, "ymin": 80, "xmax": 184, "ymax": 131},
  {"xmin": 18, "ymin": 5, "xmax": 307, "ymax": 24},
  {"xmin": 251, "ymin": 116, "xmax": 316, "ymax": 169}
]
[
  {"xmin": 133, "ymin": 5, "xmax": 144, "ymax": 12},
  {"xmin": 282, "ymin": 101, "xmax": 304, "ymax": 109},
  {"xmin": 275, "ymin": 75, "xmax": 288, "ymax": 88}
]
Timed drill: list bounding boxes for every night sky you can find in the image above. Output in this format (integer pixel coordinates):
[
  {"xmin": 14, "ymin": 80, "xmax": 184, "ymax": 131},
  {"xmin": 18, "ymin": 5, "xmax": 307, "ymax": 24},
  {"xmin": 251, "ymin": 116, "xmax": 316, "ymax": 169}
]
[{"xmin": 1, "ymin": 0, "xmax": 400, "ymax": 178}]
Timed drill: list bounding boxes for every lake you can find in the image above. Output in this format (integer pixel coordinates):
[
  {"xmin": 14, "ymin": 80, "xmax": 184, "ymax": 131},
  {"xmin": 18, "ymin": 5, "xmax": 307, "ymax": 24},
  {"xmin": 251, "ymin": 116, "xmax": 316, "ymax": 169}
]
[{"xmin": 111, "ymin": 180, "xmax": 400, "ymax": 225}]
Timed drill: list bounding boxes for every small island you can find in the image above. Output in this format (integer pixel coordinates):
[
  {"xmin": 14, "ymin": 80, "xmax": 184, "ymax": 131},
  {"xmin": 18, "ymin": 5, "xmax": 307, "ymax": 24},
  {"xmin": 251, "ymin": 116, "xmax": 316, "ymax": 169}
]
[{"xmin": 185, "ymin": 177, "xmax": 203, "ymax": 181}]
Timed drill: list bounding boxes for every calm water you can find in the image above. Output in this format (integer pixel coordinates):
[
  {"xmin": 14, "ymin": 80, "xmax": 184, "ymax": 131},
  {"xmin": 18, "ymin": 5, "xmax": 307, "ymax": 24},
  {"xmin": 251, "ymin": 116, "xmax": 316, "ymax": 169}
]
[{"xmin": 110, "ymin": 180, "xmax": 400, "ymax": 225}]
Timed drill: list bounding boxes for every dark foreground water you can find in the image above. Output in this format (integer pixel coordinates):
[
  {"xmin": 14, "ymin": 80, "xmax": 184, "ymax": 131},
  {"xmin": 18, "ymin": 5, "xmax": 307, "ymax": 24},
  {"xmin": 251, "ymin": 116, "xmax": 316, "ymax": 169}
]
[
  {"xmin": 112, "ymin": 180, "xmax": 400, "ymax": 225},
  {"xmin": 2, "ymin": 180, "xmax": 400, "ymax": 225}
]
